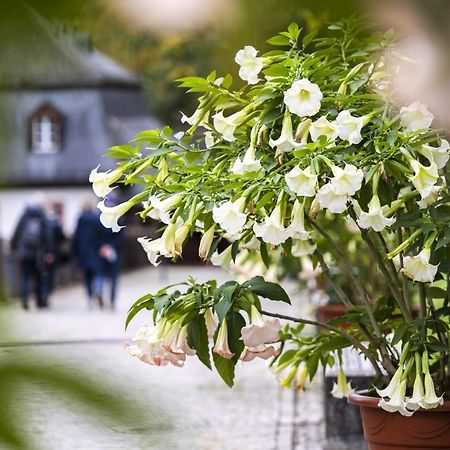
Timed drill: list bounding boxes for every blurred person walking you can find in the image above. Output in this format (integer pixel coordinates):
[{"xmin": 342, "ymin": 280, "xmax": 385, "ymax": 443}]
[
  {"xmin": 72, "ymin": 200, "xmax": 103, "ymax": 308},
  {"xmin": 97, "ymin": 195, "xmax": 125, "ymax": 310},
  {"xmin": 11, "ymin": 193, "xmax": 55, "ymax": 309}
]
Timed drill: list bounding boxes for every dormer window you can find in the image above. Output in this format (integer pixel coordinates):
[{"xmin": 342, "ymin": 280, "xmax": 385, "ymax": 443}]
[{"xmin": 29, "ymin": 104, "xmax": 63, "ymax": 154}]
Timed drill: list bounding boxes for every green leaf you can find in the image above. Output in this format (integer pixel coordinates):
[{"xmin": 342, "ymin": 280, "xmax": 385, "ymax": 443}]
[
  {"xmin": 212, "ymin": 352, "xmax": 235, "ymax": 387},
  {"xmin": 302, "ymin": 30, "xmax": 317, "ymax": 48},
  {"xmin": 242, "ymin": 276, "xmax": 291, "ymax": 304},
  {"xmin": 391, "ymin": 323, "xmax": 410, "ymax": 346},
  {"xmin": 427, "ymin": 287, "xmax": 447, "ymax": 299},
  {"xmin": 260, "ymin": 241, "xmax": 271, "ymax": 268},
  {"xmin": 214, "ymin": 281, "xmax": 239, "ymax": 322},
  {"xmin": 125, "ymin": 294, "xmax": 154, "ymax": 329},
  {"xmin": 154, "ymin": 294, "xmax": 170, "ymax": 312},
  {"xmin": 266, "ymin": 35, "xmax": 290, "ymax": 46},
  {"xmin": 187, "ymin": 315, "xmax": 211, "ymax": 369}
]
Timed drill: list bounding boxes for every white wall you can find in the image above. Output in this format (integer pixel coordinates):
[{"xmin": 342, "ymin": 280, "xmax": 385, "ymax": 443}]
[{"xmin": 0, "ymin": 186, "xmax": 97, "ymax": 242}]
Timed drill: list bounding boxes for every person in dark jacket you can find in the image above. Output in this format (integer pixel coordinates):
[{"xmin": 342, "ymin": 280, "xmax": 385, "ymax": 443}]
[
  {"xmin": 72, "ymin": 200, "xmax": 103, "ymax": 307},
  {"xmin": 11, "ymin": 194, "xmax": 55, "ymax": 309},
  {"xmin": 97, "ymin": 195, "xmax": 125, "ymax": 310}
]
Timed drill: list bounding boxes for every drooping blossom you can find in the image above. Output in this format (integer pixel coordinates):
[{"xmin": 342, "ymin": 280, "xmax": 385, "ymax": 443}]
[
  {"xmin": 145, "ymin": 194, "xmax": 183, "ymax": 224},
  {"xmin": 231, "ymin": 144, "xmax": 262, "ymax": 174},
  {"xmin": 417, "ymin": 185, "xmax": 442, "ymax": 209},
  {"xmin": 235, "ymin": 45, "xmax": 264, "ymax": 85},
  {"xmin": 241, "ymin": 345, "xmax": 279, "ymax": 362},
  {"xmin": 213, "ymin": 320, "xmax": 234, "ymax": 359},
  {"xmin": 253, "ymin": 203, "xmax": 291, "ymax": 245},
  {"xmin": 161, "ymin": 320, "xmax": 196, "ymax": 356},
  {"xmin": 295, "ymin": 119, "xmax": 312, "ymax": 143},
  {"xmin": 378, "ymin": 379, "xmax": 414, "ymax": 416},
  {"xmin": 138, "ymin": 236, "xmax": 164, "ymax": 266},
  {"xmin": 406, "ymin": 356, "xmax": 424, "ymax": 411},
  {"xmin": 401, "ymin": 248, "xmax": 438, "ymax": 283},
  {"xmin": 376, "ymin": 365, "xmax": 403, "ymax": 399},
  {"xmin": 180, "ymin": 107, "xmax": 209, "ymax": 128},
  {"xmin": 408, "ymin": 159, "xmax": 438, "ymax": 199},
  {"xmin": 240, "ymin": 305, "xmax": 282, "ymax": 349},
  {"xmin": 210, "ymin": 246, "xmax": 235, "ymax": 272},
  {"xmin": 315, "ymin": 183, "xmax": 348, "ymax": 213},
  {"xmin": 291, "ymin": 239, "xmax": 316, "ymax": 257},
  {"xmin": 269, "ymin": 111, "xmax": 303, "ymax": 154},
  {"xmin": 330, "ymin": 163, "xmax": 364, "ymax": 196},
  {"xmin": 204, "ymin": 308, "xmax": 219, "ymax": 338},
  {"xmin": 89, "ymin": 166, "xmax": 122, "ymax": 198},
  {"xmin": 212, "ymin": 197, "xmax": 247, "ymax": 235},
  {"xmin": 336, "ymin": 110, "xmax": 365, "ymax": 144},
  {"xmin": 204, "ymin": 131, "xmax": 215, "ymax": 149},
  {"xmin": 295, "ymin": 364, "xmax": 309, "ymax": 392},
  {"xmin": 331, "ymin": 366, "xmax": 355, "ymax": 399},
  {"xmin": 137, "ymin": 222, "xmax": 178, "ymax": 266},
  {"xmin": 288, "ymin": 199, "xmax": 310, "ymax": 240},
  {"xmin": 420, "ymin": 371, "xmax": 444, "ymax": 409},
  {"xmin": 199, "ymin": 224, "xmax": 215, "ymax": 260},
  {"xmin": 356, "ymin": 196, "xmax": 395, "ymax": 232},
  {"xmin": 213, "ymin": 110, "xmax": 246, "ymax": 142},
  {"xmin": 400, "ymin": 101, "xmax": 434, "ymax": 132},
  {"xmin": 418, "ymin": 139, "xmax": 450, "ymax": 169},
  {"xmin": 97, "ymin": 198, "xmax": 133, "ymax": 232},
  {"xmin": 285, "ymin": 165, "xmax": 317, "ymax": 197},
  {"xmin": 283, "ymin": 78, "xmax": 323, "ymax": 117},
  {"xmin": 309, "ymin": 116, "xmax": 338, "ymax": 143}
]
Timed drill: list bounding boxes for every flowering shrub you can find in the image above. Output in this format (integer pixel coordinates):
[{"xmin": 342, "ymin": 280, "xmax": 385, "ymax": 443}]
[{"xmin": 92, "ymin": 18, "xmax": 450, "ymax": 415}]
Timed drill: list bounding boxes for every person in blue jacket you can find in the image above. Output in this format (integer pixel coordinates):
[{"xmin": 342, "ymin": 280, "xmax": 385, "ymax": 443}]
[{"xmin": 72, "ymin": 200, "xmax": 104, "ymax": 308}]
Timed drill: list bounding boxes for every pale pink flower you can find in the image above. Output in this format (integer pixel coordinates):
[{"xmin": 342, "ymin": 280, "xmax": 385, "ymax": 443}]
[
  {"xmin": 240, "ymin": 305, "xmax": 281, "ymax": 348},
  {"xmin": 213, "ymin": 320, "xmax": 234, "ymax": 359}
]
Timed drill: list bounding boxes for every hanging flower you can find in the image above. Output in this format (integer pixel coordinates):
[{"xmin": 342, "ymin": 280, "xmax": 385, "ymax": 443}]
[
  {"xmin": 288, "ymin": 199, "xmax": 310, "ymax": 240},
  {"xmin": 180, "ymin": 107, "xmax": 209, "ymax": 128},
  {"xmin": 199, "ymin": 224, "xmax": 215, "ymax": 260},
  {"xmin": 330, "ymin": 164, "xmax": 364, "ymax": 196},
  {"xmin": 295, "ymin": 364, "xmax": 309, "ymax": 392},
  {"xmin": 356, "ymin": 196, "xmax": 395, "ymax": 232},
  {"xmin": 204, "ymin": 308, "xmax": 219, "ymax": 338},
  {"xmin": 336, "ymin": 110, "xmax": 365, "ymax": 144},
  {"xmin": 406, "ymin": 358, "xmax": 424, "ymax": 411},
  {"xmin": 309, "ymin": 116, "xmax": 338, "ymax": 143},
  {"xmin": 331, "ymin": 366, "xmax": 354, "ymax": 399},
  {"xmin": 283, "ymin": 78, "xmax": 323, "ymax": 117},
  {"xmin": 285, "ymin": 165, "xmax": 317, "ymax": 197},
  {"xmin": 295, "ymin": 118, "xmax": 312, "ymax": 143},
  {"xmin": 210, "ymin": 246, "xmax": 235, "ymax": 272},
  {"xmin": 418, "ymin": 139, "xmax": 450, "ymax": 169},
  {"xmin": 417, "ymin": 185, "xmax": 442, "ymax": 209},
  {"xmin": 231, "ymin": 144, "xmax": 262, "ymax": 174},
  {"xmin": 420, "ymin": 370, "xmax": 444, "ymax": 409},
  {"xmin": 138, "ymin": 236, "xmax": 164, "ymax": 266},
  {"xmin": 241, "ymin": 345, "xmax": 279, "ymax": 362},
  {"xmin": 146, "ymin": 194, "xmax": 183, "ymax": 224},
  {"xmin": 213, "ymin": 110, "xmax": 246, "ymax": 142},
  {"xmin": 269, "ymin": 111, "xmax": 303, "ymax": 154},
  {"xmin": 401, "ymin": 248, "xmax": 438, "ymax": 283},
  {"xmin": 97, "ymin": 198, "xmax": 133, "ymax": 232},
  {"xmin": 291, "ymin": 239, "xmax": 316, "ymax": 257},
  {"xmin": 408, "ymin": 159, "xmax": 439, "ymax": 199},
  {"xmin": 89, "ymin": 166, "xmax": 122, "ymax": 198},
  {"xmin": 235, "ymin": 45, "xmax": 264, "ymax": 85},
  {"xmin": 315, "ymin": 183, "xmax": 348, "ymax": 213},
  {"xmin": 240, "ymin": 305, "xmax": 282, "ymax": 349},
  {"xmin": 400, "ymin": 101, "xmax": 434, "ymax": 132},
  {"xmin": 213, "ymin": 320, "xmax": 235, "ymax": 359},
  {"xmin": 212, "ymin": 197, "xmax": 247, "ymax": 235},
  {"xmin": 204, "ymin": 131, "xmax": 215, "ymax": 149},
  {"xmin": 378, "ymin": 379, "xmax": 414, "ymax": 416},
  {"xmin": 253, "ymin": 203, "xmax": 291, "ymax": 245},
  {"xmin": 376, "ymin": 365, "xmax": 403, "ymax": 398}
]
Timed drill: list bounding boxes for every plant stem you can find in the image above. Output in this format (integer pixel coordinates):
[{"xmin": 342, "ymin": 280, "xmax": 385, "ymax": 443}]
[
  {"xmin": 261, "ymin": 309, "xmax": 384, "ymax": 378},
  {"xmin": 419, "ymin": 284, "xmax": 427, "ymax": 319}
]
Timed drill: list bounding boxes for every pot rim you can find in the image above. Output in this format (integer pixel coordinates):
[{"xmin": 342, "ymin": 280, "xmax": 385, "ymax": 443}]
[{"xmin": 348, "ymin": 390, "xmax": 450, "ymax": 412}]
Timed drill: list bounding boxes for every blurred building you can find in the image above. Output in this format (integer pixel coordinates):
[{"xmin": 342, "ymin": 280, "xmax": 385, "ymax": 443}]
[{"xmin": 0, "ymin": 3, "xmax": 159, "ymax": 293}]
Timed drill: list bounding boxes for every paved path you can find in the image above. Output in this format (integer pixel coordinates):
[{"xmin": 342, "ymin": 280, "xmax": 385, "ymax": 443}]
[{"xmin": 0, "ymin": 265, "xmax": 366, "ymax": 450}]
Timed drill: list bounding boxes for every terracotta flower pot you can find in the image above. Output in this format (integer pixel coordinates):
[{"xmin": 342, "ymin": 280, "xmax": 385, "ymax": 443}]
[{"xmin": 348, "ymin": 391, "xmax": 450, "ymax": 449}]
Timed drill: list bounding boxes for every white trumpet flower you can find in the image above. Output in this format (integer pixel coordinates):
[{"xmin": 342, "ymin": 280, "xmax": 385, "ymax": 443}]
[
  {"xmin": 418, "ymin": 139, "xmax": 450, "ymax": 169},
  {"xmin": 331, "ymin": 367, "xmax": 354, "ymax": 399},
  {"xmin": 315, "ymin": 183, "xmax": 348, "ymax": 213},
  {"xmin": 240, "ymin": 305, "xmax": 282, "ymax": 349},
  {"xmin": 212, "ymin": 197, "xmax": 247, "ymax": 235},
  {"xmin": 356, "ymin": 196, "xmax": 395, "ymax": 232},
  {"xmin": 146, "ymin": 194, "xmax": 183, "ymax": 224},
  {"xmin": 285, "ymin": 165, "xmax": 317, "ymax": 197},
  {"xmin": 89, "ymin": 166, "xmax": 122, "ymax": 198},
  {"xmin": 378, "ymin": 379, "xmax": 414, "ymax": 416},
  {"xmin": 231, "ymin": 144, "xmax": 262, "ymax": 174},
  {"xmin": 376, "ymin": 366, "xmax": 403, "ymax": 399},
  {"xmin": 199, "ymin": 224, "xmax": 215, "ymax": 260},
  {"xmin": 235, "ymin": 45, "xmax": 264, "ymax": 85},
  {"xmin": 289, "ymin": 199, "xmax": 310, "ymax": 240},
  {"xmin": 97, "ymin": 198, "xmax": 133, "ymax": 232},
  {"xmin": 269, "ymin": 112, "xmax": 303, "ymax": 154},
  {"xmin": 180, "ymin": 107, "xmax": 209, "ymax": 128},
  {"xmin": 213, "ymin": 110, "xmax": 246, "ymax": 142},
  {"xmin": 330, "ymin": 164, "xmax": 364, "ymax": 196},
  {"xmin": 253, "ymin": 204, "xmax": 291, "ymax": 245},
  {"xmin": 291, "ymin": 239, "xmax": 316, "ymax": 257},
  {"xmin": 401, "ymin": 248, "xmax": 438, "ymax": 283},
  {"xmin": 336, "ymin": 110, "xmax": 365, "ymax": 144},
  {"xmin": 420, "ymin": 371, "xmax": 444, "ymax": 409},
  {"xmin": 409, "ymin": 159, "xmax": 438, "ymax": 199},
  {"xmin": 309, "ymin": 116, "xmax": 338, "ymax": 143},
  {"xmin": 213, "ymin": 320, "xmax": 234, "ymax": 359},
  {"xmin": 284, "ymin": 78, "xmax": 323, "ymax": 117},
  {"xmin": 204, "ymin": 131, "xmax": 215, "ymax": 149},
  {"xmin": 400, "ymin": 101, "xmax": 434, "ymax": 132},
  {"xmin": 210, "ymin": 246, "xmax": 235, "ymax": 272}
]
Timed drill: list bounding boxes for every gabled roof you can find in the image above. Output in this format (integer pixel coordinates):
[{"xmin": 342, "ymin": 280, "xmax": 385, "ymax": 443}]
[{"xmin": 0, "ymin": 0, "xmax": 139, "ymax": 89}]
